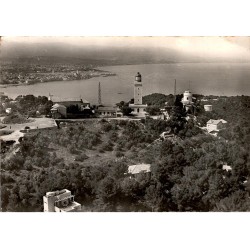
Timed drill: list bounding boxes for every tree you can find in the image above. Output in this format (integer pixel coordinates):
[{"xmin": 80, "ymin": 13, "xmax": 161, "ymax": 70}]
[
  {"xmin": 214, "ymin": 190, "xmax": 250, "ymax": 211},
  {"xmin": 95, "ymin": 176, "xmax": 120, "ymax": 211},
  {"xmin": 121, "ymin": 105, "xmax": 132, "ymax": 116},
  {"xmin": 6, "ymin": 192, "xmax": 19, "ymax": 212},
  {"xmin": 19, "ymin": 185, "xmax": 30, "ymax": 200},
  {"xmin": 143, "ymin": 184, "xmax": 163, "ymax": 211},
  {"xmin": 146, "ymin": 105, "xmax": 160, "ymax": 116},
  {"xmin": 1, "ymin": 186, "xmax": 10, "ymax": 211}
]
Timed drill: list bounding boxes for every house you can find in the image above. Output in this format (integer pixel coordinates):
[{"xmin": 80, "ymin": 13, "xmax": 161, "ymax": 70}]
[
  {"xmin": 97, "ymin": 106, "xmax": 118, "ymax": 117},
  {"xmin": 206, "ymin": 119, "xmax": 227, "ymax": 133},
  {"xmin": 50, "ymin": 96, "xmax": 90, "ymax": 109},
  {"xmin": 50, "ymin": 96, "xmax": 91, "ymax": 118},
  {"xmin": 127, "ymin": 164, "xmax": 151, "ymax": 178}
]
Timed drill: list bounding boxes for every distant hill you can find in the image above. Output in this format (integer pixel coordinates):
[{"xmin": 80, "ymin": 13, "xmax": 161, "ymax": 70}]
[
  {"xmin": 1, "ymin": 37, "xmax": 250, "ymax": 66},
  {"xmin": 0, "ymin": 41, "xmax": 201, "ymax": 66},
  {"xmin": 0, "ymin": 56, "xmax": 115, "ymax": 67}
]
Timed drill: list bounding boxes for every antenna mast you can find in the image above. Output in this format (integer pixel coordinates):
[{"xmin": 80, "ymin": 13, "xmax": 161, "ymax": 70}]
[
  {"xmin": 98, "ymin": 82, "xmax": 102, "ymax": 105},
  {"xmin": 174, "ymin": 79, "xmax": 176, "ymax": 97}
]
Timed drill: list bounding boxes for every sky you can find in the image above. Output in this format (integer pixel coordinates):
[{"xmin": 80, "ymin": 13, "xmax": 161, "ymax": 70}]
[{"xmin": 1, "ymin": 36, "xmax": 250, "ymax": 62}]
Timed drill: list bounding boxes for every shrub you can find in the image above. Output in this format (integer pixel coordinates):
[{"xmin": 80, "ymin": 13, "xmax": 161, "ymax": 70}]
[
  {"xmin": 115, "ymin": 151, "xmax": 124, "ymax": 158},
  {"xmin": 102, "ymin": 123, "xmax": 112, "ymax": 132},
  {"xmin": 101, "ymin": 142, "xmax": 113, "ymax": 151},
  {"xmin": 2, "ymin": 113, "xmax": 30, "ymax": 124}
]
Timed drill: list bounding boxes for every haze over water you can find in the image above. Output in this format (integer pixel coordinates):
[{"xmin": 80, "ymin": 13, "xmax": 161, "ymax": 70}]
[{"xmin": 2, "ymin": 62, "xmax": 250, "ymax": 105}]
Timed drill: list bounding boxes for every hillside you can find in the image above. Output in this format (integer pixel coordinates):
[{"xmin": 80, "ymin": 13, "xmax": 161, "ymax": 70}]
[{"xmin": 1, "ymin": 94, "xmax": 250, "ymax": 212}]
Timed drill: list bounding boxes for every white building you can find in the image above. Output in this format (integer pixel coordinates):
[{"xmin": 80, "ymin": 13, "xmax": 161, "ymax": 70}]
[
  {"xmin": 181, "ymin": 90, "xmax": 193, "ymax": 105},
  {"xmin": 204, "ymin": 104, "xmax": 213, "ymax": 112},
  {"xmin": 43, "ymin": 189, "xmax": 81, "ymax": 212},
  {"xmin": 129, "ymin": 72, "xmax": 147, "ymax": 117},
  {"xmin": 206, "ymin": 119, "xmax": 227, "ymax": 133}
]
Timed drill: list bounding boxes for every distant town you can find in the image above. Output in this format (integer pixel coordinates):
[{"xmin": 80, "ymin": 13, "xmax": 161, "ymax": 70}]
[{"xmin": 0, "ymin": 60, "xmax": 116, "ymax": 86}]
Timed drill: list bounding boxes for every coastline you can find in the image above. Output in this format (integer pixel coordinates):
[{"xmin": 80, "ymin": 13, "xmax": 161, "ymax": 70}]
[{"xmin": 0, "ymin": 69, "xmax": 116, "ymax": 88}]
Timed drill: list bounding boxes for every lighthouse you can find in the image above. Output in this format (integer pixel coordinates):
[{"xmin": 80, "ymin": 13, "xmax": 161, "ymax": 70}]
[
  {"xmin": 129, "ymin": 72, "xmax": 147, "ymax": 117},
  {"xmin": 134, "ymin": 72, "xmax": 142, "ymax": 105}
]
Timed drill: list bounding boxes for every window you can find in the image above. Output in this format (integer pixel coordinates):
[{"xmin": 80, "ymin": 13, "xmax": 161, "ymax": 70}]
[{"xmin": 137, "ymin": 108, "xmax": 139, "ymax": 113}]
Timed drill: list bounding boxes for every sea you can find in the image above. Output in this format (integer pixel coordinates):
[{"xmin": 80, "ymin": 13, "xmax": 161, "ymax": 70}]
[{"xmin": 1, "ymin": 63, "xmax": 250, "ymax": 105}]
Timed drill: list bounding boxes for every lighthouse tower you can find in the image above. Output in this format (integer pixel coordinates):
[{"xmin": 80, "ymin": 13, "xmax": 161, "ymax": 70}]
[
  {"xmin": 134, "ymin": 72, "xmax": 142, "ymax": 105},
  {"xmin": 129, "ymin": 72, "xmax": 147, "ymax": 117}
]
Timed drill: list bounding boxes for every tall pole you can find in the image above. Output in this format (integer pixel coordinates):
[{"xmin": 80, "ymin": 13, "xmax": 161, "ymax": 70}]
[
  {"xmin": 98, "ymin": 82, "xmax": 102, "ymax": 105},
  {"xmin": 174, "ymin": 79, "xmax": 176, "ymax": 97}
]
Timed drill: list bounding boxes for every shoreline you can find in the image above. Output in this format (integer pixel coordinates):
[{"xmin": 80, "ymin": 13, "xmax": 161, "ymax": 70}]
[{"xmin": 0, "ymin": 69, "xmax": 116, "ymax": 88}]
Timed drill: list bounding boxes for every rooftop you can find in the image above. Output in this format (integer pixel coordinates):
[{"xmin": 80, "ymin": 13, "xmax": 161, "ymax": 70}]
[
  {"xmin": 207, "ymin": 119, "xmax": 227, "ymax": 125},
  {"xmin": 51, "ymin": 103, "xmax": 66, "ymax": 109},
  {"xmin": 98, "ymin": 106, "xmax": 117, "ymax": 112},
  {"xmin": 46, "ymin": 189, "xmax": 70, "ymax": 198},
  {"xmin": 128, "ymin": 164, "xmax": 151, "ymax": 175},
  {"xmin": 51, "ymin": 97, "xmax": 89, "ymax": 103}
]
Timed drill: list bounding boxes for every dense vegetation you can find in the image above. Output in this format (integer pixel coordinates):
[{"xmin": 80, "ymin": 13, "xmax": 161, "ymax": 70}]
[
  {"xmin": 0, "ymin": 94, "xmax": 53, "ymax": 123},
  {"xmin": 1, "ymin": 94, "xmax": 250, "ymax": 212}
]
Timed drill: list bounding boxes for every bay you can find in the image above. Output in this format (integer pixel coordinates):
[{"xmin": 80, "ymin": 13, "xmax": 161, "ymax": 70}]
[{"xmin": 1, "ymin": 63, "xmax": 250, "ymax": 105}]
